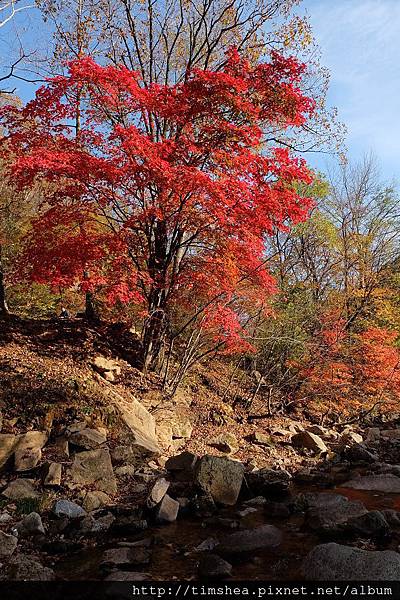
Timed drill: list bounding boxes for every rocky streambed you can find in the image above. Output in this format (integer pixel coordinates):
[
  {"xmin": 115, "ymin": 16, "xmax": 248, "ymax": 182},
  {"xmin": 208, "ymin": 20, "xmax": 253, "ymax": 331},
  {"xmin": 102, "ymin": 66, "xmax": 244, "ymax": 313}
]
[{"xmin": 2, "ymin": 386, "xmax": 400, "ymax": 581}]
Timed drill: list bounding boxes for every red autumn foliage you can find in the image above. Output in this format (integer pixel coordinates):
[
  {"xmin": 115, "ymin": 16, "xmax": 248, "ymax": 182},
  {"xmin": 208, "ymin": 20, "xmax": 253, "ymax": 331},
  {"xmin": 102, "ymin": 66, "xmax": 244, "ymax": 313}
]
[
  {"xmin": 1, "ymin": 48, "xmax": 315, "ymax": 362},
  {"xmin": 296, "ymin": 315, "xmax": 400, "ymax": 416}
]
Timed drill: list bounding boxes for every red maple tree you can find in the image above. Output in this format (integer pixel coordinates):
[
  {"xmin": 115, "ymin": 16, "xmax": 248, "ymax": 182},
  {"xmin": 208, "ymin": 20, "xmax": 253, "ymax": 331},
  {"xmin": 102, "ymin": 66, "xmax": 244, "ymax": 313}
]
[{"xmin": 1, "ymin": 48, "xmax": 315, "ymax": 369}]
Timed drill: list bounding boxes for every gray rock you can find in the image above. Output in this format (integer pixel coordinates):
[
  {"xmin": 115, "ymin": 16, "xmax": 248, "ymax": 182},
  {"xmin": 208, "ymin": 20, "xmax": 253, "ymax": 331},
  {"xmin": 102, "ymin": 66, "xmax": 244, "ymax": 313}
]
[
  {"xmin": 80, "ymin": 512, "xmax": 115, "ymax": 534},
  {"xmin": 165, "ymin": 451, "xmax": 198, "ymax": 475},
  {"xmin": 292, "ymin": 431, "xmax": 328, "ymax": 453},
  {"xmin": 147, "ymin": 477, "xmax": 170, "ymax": 508},
  {"xmin": 342, "ymin": 510, "xmax": 390, "ymax": 539},
  {"xmin": 303, "ymin": 493, "xmax": 368, "ymax": 531},
  {"xmin": 69, "ymin": 428, "xmax": 107, "ymax": 450},
  {"xmin": 195, "ymin": 455, "xmax": 244, "ymax": 506},
  {"xmin": 53, "ymin": 499, "xmax": 86, "ymax": 519},
  {"xmin": 101, "ymin": 546, "xmax": 151, "ymax": 568},
  {"xmin": 2, "ymin": 478, "xmax": 39, "ymax": 500},
  {"xmin": 0, "ymin": 531, "xmax": 18, "ymax": 557},
  {"xmin": 16, "ymin": 512, "xmax": 45, "ymax": 536},
  {"xmin": 217, "ymin": 524, "xmax": 282, "ymax": 555},
  {"xmin": 344, "ymin": 444, "xmax": 377, "ymax": 463},
  {"xmin": 341, "ymin": 474, "xmax": 400, "ymax": 493},
  {"xmin": 156, "ymin": 494, "xmax": 179, "ymax": 523},
  {"xmin": 70, "ymin": 448, "xmax": 117, "ymax": 494},
  {"xmin": 198, "ymin": 554, "xmax": 232, "ymax": 579},
  {"xmin": 303, "ymin": 543, "xmax": 400, "ymax": 580},
  {"xmin": 381, "ymin": 429, "xmax": 400, "ymax": 441},
  {"xmin": 247, "ymin": 468, "xmax": 292, "ymax": 496}
]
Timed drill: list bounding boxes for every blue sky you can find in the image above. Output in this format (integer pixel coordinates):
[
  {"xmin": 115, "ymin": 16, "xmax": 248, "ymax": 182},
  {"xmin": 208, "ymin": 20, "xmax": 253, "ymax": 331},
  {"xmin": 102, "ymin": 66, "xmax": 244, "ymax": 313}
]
[
  {"xmin": 1, "ymin": 0, "xmax": 399, "ymax": 182},
  {"xmin": 301, "ymin": 0, "xmax": 400, "ymax": 181}
]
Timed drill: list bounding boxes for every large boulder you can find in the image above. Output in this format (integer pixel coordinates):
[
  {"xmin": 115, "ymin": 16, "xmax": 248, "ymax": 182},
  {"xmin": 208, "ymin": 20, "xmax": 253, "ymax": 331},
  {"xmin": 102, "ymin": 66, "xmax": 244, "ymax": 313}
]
[
  {"xmin": 303, "ymin": 543, "xmax": 400, "ymax": 580},
  {"xmin": 341, "ymin": 474, "xmax": 400, "ymax": 493},
  {"xmin": 217, "ymin": 525, "xmax": 282, "ymax": 555},
  {"xmin": 195, "ymin": 456, "xmax": 244, "ymax": 506},
  {"xmin": 292, "ymin": 431, "xmax": 328, "ymax": 453},
  {"xmin": 109, "ymin": 392, "xmax": 161, "ymax": 457},
  {"xmin": 70, "ymin": 448, "xmax": 117, "ymax": 494}
]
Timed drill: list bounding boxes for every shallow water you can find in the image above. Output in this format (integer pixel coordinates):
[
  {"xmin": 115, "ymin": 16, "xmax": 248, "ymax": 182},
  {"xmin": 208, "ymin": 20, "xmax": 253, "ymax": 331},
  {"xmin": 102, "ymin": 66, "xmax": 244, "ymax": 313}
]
[{"xmin": 54, "ymin": 483, "xmax": 400, "ymax": 581}]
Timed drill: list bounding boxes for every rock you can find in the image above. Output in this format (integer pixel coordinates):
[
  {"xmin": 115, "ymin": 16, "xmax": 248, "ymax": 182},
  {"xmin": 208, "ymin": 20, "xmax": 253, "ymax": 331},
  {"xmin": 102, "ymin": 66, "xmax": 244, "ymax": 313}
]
[
  {"xmin": 0, "ymin": 434, "xmax": 18, "ymax": 469},
  {"xmin": 53, "ymin": 499, "xmax": 86, "ymax": 519},
  {"xmin": 291, "ymin": 431, "xmax": 328, "ymax": 453},
  {"xmin": 14, "ymin": 447, "xmax": 42, "ymax": 471},
  {"xmin": 55, "ymin": 436, "xmax": 69, "ymax": 457},
  {"xmin": 17, "ymin": 431, "xmax": 48, "ymax": 452},
  {"xmin": 342, "ymin": 510, "xmax": 390, "ymax": 539},
  {"xmin": 2, "ymin": 478, "xmax": 39, "ymax": 500},
  {"xmin": 16, "ymin": 512, "xmax": 45, "ymax": 536},
  {"xmin": 69, "ymin": 428, "xmax": 107, "ymax": 450},
  {"xmin": 209, "ymin": 433, "xmax": 239, "ymax": 454},
  {"xmin": 264, "ymin": 501, "xmax": 291, "ymax": 519},
  {"xmin": 82, "ymin": 490, "xmax": 111, "ymax": 512},
  {"xmin": 303, "ymin": 493, "xmax": 368, "ymax": 531},
  {"xmin": 115, "ymin": 464, "xmax": 136, "ymax": 477},
  {"xmin": 43, "ymin": 462, "xmax": 62, "ymax": 486},
  {"xmin": 382, "ymin": 509, "xmax": 400, "ymax": 527},
  {"xmin": 243, "ymin": 496, "xmax": 267, "ymax": 507},
  {"xmin": 303, "ymin": 543, "xmax": 400, "ymax": 580},
  {"xmin": 92, "ymin": 356, "xmax": 121, "ymax": 375},
  {"xmin": 101, "ymin": 546, "xmax": 151, "ymax": 568},
  {"xmin": 251, "ymin": 432, "xmax": 273, "ymax": 446},
  {"xmin": 195, "ymin": 455, "xmax": 244, "ymax": 506},
  {"xmin": 341, "ymin": 474, "xmax": 400, "ymax": 493},
  {"xmin": 340, "ymin": 431, "xmax": 363, "ymax": 446},
  {"xmin": 165, "ymin": 451, "xmax": 198, "ymax": 476},
  {"xmin": 152, "ymin": 406, "xmax": 193, "ymax": 446},
  {"xmin": 365, "ymin": 427, "xmax": 380, "ymax": 443},
  {"xmin": 0, "ymin": 531, "xmax": 18, "ymax": 557},
  {"xmin": 80, "ymin": 512, "xmax": 115, "ymax": 535},
  {"xmin": 70, "ymin": 449, "xmax": 117, "ymax": 494},
  {"xmin": 111, "ymin": 445, "xmax": 137, "ymax": 465},
  {"xmin": 112, "ymin": 515, "xmax": 148, "ymax": 534},
  {"xmin": 0, "ymin": 510, "xmax": 13, "ymax": 523},
  {"xmin": 307, "ymin": 425, "xmax": 329, "ymax": 437},
  {"xmin": 110, "ymin": 394, "xmax": 161, "ymax": 457},
  {"xmin": 217, "ymin": 525, "xmax": 282, "ymax": 555},
  {"xmin": 194, "ymin": 538, "xmax": 219, "ymax": 552},
  {"xmin": 147, "ymin": 478, "xmax": 170, "ymax": 508},
  {"xmin": 6, "ymin": 554, "xmax": 55, "ymax": 581},
  {"xmin": 247, "ymin": 468, "xmax": 292, "ymax": 496},
  {"xmin": 156, "ymin": 494, "xmax": 179, "ymax": 523},
  {"xmin": 344, "ymin": 444, "xmax": 377, "ymax": 463},
  {"xmin": 198, "ymin": 554, "xmax": 232, "ymax": 579},
  {"xmin": 191, "ymin": 493, "xmax": 217, "ymax": 518}
]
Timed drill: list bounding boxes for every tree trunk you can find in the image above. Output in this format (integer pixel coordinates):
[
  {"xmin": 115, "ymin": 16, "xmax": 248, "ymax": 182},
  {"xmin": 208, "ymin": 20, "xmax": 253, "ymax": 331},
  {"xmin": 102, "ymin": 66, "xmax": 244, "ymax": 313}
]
[
  {"xmin": 83, "ymin": 271, "xmax": 98, "ymax": 322},
  {"xmin": 0, "ymin": 245, "xmax": 9, "ymax": 317}
]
